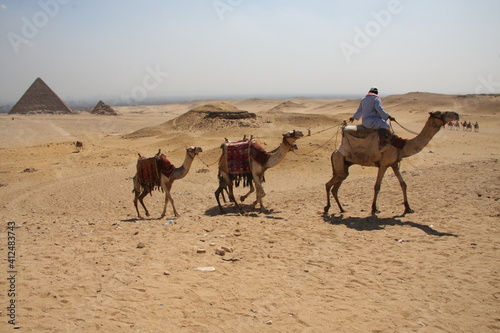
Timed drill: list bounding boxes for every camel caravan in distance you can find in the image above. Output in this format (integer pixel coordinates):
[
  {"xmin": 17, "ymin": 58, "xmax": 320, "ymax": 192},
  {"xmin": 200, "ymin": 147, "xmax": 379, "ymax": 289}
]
[
  {"xmin": 131, "ymin": 111, "xmax": 459, "ymax": 219},
  {"xmin": 448, "ymin": 120, "xmax": 479, "ymax": 132}
]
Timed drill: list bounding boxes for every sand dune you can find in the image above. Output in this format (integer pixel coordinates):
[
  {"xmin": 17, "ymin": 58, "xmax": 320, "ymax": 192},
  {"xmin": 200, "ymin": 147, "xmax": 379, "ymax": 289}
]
[{"xmin": 0, "ymin": 93, "xmax": 499, "ymax": 332}]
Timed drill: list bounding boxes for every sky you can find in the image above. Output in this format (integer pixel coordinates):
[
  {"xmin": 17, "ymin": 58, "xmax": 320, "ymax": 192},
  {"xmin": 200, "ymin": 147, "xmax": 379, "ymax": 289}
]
[{"xmin": 1, "ymin": 0, "xmax": 499, "ymax": 105}]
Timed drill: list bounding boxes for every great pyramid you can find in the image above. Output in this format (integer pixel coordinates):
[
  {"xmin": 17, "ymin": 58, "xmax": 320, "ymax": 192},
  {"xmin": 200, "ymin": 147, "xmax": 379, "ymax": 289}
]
[
  {"xmin": 91, "ymin": 100, "xmax": 117, "ymax": 115},
  {"xmin": 9, "ymin": 77, "xmax": 73, "ymax": 115}
]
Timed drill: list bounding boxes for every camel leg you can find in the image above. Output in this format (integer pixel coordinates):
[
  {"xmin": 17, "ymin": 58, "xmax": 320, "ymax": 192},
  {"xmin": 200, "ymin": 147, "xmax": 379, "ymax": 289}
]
[
  {"xmin": 391, "ymin": 164, "xmax": 414, "ymax": 214},
  {"xmin": 221, "ymin": 188, "xmax": 228, "ymax": 203},
  {"xmin": 325, "ymin": 178, "xmax": 347, "ymax": 214},
  {"xmin": 251, "ymin": 176, "xmax": 266, "ymax": 212},
  {"xmin": 134, "ymin": 187, "xmax": 151, "ymax": 218},
  {"xmin": 215, "ymin": 173, "xmax": 243, "ymax": 214},
  {"xmin": 167, "ymin": 183, "xmax": 180, "ymax": 217},
  {"xmin": 324, "ymin": 151, "xmax": 349, "ymax": 214},
  {"xmin": 215, "ymin": 181, "xmax": 228, "ymax": 213},
  {"xmin": 133, "ymin": 176, "xmax": 150, "ymax": 218},
  {"xmin": 133, "ymin": 191, "xmax": 143, "ymax": 218},
  {"xmin": 161, "ymin": 182, "xmax": 178, "ymax": 218},
  {"xmin": 324, "ymin": 177, "xmax": 333, "ymax": 214},
  {"xmin": 215, "ymin": 172, "xmax": 228, "ymax": 213},
  {"xmin": 133, "ymin": 177, "xmax": 143, "ymax": 218},
  {"xmin": 227, "ymin": 184, "xmax": 243, "ymax": 213},
  {"xmin": 240, "ymin": 183, "xmax": 255, "ymax": 202},
  {"xmin": 139, "ymin": 190, "xmax": 151, "ymax": 217},
  {"xmin": 371, "ymin": 166, "xmax": 388, "ymax": 214}
]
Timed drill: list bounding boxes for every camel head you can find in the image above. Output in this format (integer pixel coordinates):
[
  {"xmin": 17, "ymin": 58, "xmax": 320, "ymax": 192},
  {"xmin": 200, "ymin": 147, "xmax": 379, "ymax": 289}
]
[
  {"xmin": 283, "ymin": 129, "xmax": 304, "ymax": 139},
  {"xmin": 282, "ymin": 129, "xmax": 304, "ymax": 149},
  {"xmin": 186, "ymin": 146, "xmax": 203, "ymax": 158},
  {"xmin": 428, "ymin": 111, "xmax": 460, "ymax": 128}
]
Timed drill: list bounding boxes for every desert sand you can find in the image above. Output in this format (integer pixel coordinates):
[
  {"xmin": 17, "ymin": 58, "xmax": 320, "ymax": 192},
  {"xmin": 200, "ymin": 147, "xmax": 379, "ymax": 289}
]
[{"xmin": 0, "ymin": 92, "xmax": 499, "ymax": 332}]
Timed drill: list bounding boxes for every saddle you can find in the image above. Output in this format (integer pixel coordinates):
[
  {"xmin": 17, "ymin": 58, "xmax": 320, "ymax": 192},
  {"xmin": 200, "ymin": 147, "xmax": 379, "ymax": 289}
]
[
  {"xmin": 339, "ymin": 125, "xmax": 407, "ymax": 166},
  {"xmin": 343, "ymin": 125, "xmax": 405, "ymax": 149},
  {"xmin": 343, "ymin": 125, "xmax": 377, "ymax": 138},
  {"xmin": 137, "ymin": 157, "xmax": 159, "ymax": 185},
  {"xmin": 225, "ymin": 140, "xmax": 270, "ymax": 174},
  {"xmin": 136, "ymin": 154, "xmax": 175, "ymax": 185}
]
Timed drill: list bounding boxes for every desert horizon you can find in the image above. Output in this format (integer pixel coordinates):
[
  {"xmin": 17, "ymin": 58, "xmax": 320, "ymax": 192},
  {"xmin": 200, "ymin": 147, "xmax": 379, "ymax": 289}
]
[{"xmin": 0, "ymin": 92, "xmax": 499, "ymax": 332}]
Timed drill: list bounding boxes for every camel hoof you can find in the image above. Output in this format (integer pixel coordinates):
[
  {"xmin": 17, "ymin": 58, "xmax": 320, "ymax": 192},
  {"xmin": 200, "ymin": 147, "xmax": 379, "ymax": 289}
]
[
  {"xmin": 240, "ymin": 196, "xmax": 246, "ymax": 202},
  {"xmin": 371, "ymin": 209, "xmax": 380, "ymax": 215},
  {"xmin": 404, "ymin": 208, "xmax": 414, "ymax": 214}
]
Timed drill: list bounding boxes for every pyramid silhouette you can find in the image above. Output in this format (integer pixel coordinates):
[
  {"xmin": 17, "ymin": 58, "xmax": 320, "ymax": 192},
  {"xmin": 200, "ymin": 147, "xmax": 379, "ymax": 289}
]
[
  {"xmin": 91, "ymin": 100, "xmax": 117, "ymax": 115},
  {"xmin": 9, "ymin": 77, "xmax": 73, "ymax": 114}
]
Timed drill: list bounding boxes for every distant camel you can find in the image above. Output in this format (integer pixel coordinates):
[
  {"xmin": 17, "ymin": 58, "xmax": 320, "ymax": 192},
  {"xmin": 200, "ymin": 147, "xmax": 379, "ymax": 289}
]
[
  {"xmin": 75, "ymin": 141, "xmax": 83, "ymax": 152},
  {"xmin": 462, "ymin": 121, "xmax": 467, "ymax": 131},
  {"xmin": 133, "ymin": 146, "xmax": 202, "ymax": 218},
  {"xmin": 215, "ymin": 130, "xmax": 304, "ymax": 213},
  {"xmin": 454, "ymin": 120, "xmax": 460, "ymax": 130},
  {"xmin": 467, "ymin": 121, "xmax": 473, "ymax": 131},
  {"xmin": 324, "ymin": 111, "xmax": 460, "ymax": 215},
  {"xmin": 474, "ymin": 122, "xmax": 479, "ymax": 132}
]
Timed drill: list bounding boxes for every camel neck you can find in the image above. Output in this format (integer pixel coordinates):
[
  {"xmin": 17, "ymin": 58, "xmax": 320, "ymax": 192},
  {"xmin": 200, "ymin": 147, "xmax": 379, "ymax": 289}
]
[
  {"xmin": 174, "ymin": 152, "xmax": 195, "ymax": 179},
  {"xmin": 401, "ymin": 118, "xmax": 442, "ymax": 158},
  {"xmin": 266, "ymin": 138, "xmax": 295, "ymax": 169}
]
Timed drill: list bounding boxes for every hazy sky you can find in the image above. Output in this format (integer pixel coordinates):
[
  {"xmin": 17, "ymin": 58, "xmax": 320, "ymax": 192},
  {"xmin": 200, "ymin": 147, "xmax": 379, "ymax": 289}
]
[{"xmin": 1, "ymin": 0, "xmax": 499, "ymax": 105}]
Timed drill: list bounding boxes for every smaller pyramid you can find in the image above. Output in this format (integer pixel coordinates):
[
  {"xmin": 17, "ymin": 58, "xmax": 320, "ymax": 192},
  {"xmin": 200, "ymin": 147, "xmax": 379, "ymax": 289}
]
[
  {"xmin": 91, "ymin": 100, "xmax": 117, "ymax": 115},
  {"xmin": 9, "ymin": 77, "xmax": 73, "ymax": 115}
]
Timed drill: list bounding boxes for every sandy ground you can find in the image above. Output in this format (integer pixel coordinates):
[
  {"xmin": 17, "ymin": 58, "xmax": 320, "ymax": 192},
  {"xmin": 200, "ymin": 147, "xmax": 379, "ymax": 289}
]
[{"xmin": 0, "ymin": 93, "xmax": 499, "ymax": 332}]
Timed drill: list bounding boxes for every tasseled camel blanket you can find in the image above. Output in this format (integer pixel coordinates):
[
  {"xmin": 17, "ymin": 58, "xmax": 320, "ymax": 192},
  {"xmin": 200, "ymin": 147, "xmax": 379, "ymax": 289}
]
[
  {"xmin": 338, "ymin": 126, "xmax": 407, "ymax": 166},
  {"xmin": 224, "ymin": 140, "xmax": 270, "ymax": 187},
  {"xmin": 136, "ymin": 154, "xmax": 175, "ymax": 188}
]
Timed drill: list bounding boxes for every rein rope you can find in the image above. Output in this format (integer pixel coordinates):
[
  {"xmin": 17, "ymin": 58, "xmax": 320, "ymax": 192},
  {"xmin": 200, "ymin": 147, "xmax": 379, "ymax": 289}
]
[
  {"xmin": 292, "ymin": 123, "xmax": 343, "ymax": 156},
  {"xmin": 196, "ymin": 154, "xmax": 219, "ymax": 168},
  {"xmin": 392, "ymin": 119, "xmax": 419, "ymax": 135}
]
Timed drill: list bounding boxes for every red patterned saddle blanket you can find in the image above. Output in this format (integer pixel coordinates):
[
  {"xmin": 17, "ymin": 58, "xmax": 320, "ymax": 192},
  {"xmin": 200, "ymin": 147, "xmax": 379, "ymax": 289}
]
[
  {"xmin": 226, "ymin": 140, "xmax": 270, "ymax": 174},
  {"xmin": 137, "ymin": 157, "xmax": 158, "ymax": 185},
  {"xmin": 136, "ymin": 154, "xmax": 175, "ymax": 184},
  {"xmin": 156, "ymin": 154, "xmax": 175, "ymax": 178}
]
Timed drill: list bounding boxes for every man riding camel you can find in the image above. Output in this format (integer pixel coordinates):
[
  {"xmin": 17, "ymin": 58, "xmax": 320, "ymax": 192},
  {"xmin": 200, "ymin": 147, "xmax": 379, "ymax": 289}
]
[{"xmin": 349, "ymin": 86, "xmax": 395, "ymax": 146}]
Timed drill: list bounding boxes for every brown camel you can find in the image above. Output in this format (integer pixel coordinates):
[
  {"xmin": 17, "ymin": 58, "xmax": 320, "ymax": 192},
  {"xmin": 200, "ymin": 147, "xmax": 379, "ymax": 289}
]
[
  {"xmin": 324, "ymin": 111, "xmax": 460, "ymax": 215},
  {"xmin": 215, "ymin": 130, "xmax": 304, "ymax": 213},
  {"xmin": 133, "ymin": 146, "xmax": 202, "ymax": 218}
]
